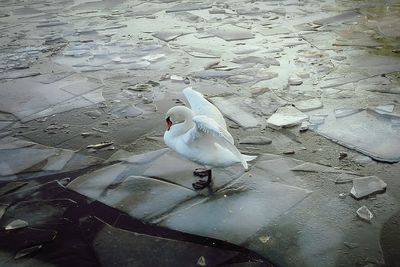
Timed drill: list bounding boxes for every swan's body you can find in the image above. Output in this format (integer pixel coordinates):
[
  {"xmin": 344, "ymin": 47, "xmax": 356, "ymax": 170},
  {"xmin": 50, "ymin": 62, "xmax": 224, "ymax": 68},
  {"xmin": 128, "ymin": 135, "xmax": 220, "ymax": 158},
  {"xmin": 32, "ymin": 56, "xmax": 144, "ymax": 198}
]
[{"xmin": 164, "ymin": 87, "xmax": 256, "ymax": 189}]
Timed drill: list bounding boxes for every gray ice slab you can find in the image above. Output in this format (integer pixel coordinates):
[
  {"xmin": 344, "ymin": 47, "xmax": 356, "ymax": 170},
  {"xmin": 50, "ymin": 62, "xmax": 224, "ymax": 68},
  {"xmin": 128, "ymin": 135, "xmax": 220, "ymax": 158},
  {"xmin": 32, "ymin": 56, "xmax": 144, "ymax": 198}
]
[
  {"xmin": 231, "ymin": 56, "xmax": 280, "ymax": 68},
  {"xmin": 42, "ymin": 149, "xmax": 75, "ymax": 171},
  {"xmin": 320, "ymin": 55, "xmax": 400, "ymax": 88},
  {"xmin": 376, "ymin": 15, "xmax": 400, "ymax": 37},
  {"xmin": 0, "ymin": 121, "xmax": 12, "ymax": 131},
  {"xmin": 310, "ymin": 109, "xmax": 400, "ymax": 162},
  {"xmin": 67, "ymin": 164, "xmax": 129, "ymax": 200},
  {"xmin": 208, "ymin": 24, "xmax": 254, "ymax": 41},
  {"xmin": 159, "ymin": 173, "xmax": 311, "ymax": 245},
  {"xmin": 0, "ymin": 77, "xmax": 104, "ymax": 122},
  {"xmin": 22, "ymin": 89, "xmax": 105, "ymax": 122},
  {"xmin": 255, "ymin": 91, "xmax": 287, "ymax": 116},
  {"xmin": 111, "ymin": 105, "xmax": 143, "ymax": 118},
  {"xmin": 0, "ymin": 148, "xmax": 57, "ymax": 176},
  {"xmin": 0, "ymin": 137, "xmax": 103, "ymax": 178},
  {"xmin": 209, "ymin": 97, "xmax": 261, "ymax": 129},
  {"xmin": 267, "ymin": 106, "xmax": 308, "ymax": 129},
  {"xmin": 89, "ymin": 217, "xmax": 238, "ymax": 267},
  {"xmin": 0, "ymin": 137, "xmax": 36, "ymax": 150},
  {"xmin": 96, "ymin": 175, "xmax": 197, "ymax": 221}
]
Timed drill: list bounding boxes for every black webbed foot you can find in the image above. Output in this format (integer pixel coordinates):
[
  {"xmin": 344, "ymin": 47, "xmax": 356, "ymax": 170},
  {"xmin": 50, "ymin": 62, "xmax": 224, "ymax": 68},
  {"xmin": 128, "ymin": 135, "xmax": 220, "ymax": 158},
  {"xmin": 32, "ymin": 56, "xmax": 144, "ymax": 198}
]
[
  {"xmin": 192, "ymin": 169, "xmax": 212, "ymax": 190},
  {"xmin": 193, "ymin": 168, "xmax": 209, "ymax": 177},
  {"xmin": 192, "ymin": 179, "xmax": 211, "ymax": 190}
]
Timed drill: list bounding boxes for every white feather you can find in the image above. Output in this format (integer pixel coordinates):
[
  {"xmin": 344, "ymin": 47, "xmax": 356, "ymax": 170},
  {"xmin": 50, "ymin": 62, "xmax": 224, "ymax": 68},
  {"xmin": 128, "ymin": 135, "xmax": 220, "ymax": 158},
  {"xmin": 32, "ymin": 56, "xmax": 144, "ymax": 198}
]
[{"xmin": 164, "ymin": 88, "xmax": 257, "ymax": 170}]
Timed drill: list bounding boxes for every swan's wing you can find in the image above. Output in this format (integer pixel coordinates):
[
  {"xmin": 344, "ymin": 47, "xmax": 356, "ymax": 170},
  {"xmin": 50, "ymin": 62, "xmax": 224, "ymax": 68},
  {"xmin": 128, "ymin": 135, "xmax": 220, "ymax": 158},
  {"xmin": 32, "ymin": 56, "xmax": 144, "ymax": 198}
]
[
  {"xmin": 188, "ymin": 115, "xmax": 248, "ymax": 168},
  {"xmin": 191, "ymin": 115, "xmax": 234, "ymax": 145},
  {"xmin": 183, "ymin": 87, "xmax": 227, "ymax": 129}
]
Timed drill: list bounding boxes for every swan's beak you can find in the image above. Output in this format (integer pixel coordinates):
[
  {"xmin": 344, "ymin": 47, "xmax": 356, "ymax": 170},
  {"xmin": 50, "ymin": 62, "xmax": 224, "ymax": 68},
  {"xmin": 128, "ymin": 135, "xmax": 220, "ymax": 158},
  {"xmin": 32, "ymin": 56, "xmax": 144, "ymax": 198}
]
[{"xmin": 166, "ymin": 117, "xmax": 172, "ymax": 131}]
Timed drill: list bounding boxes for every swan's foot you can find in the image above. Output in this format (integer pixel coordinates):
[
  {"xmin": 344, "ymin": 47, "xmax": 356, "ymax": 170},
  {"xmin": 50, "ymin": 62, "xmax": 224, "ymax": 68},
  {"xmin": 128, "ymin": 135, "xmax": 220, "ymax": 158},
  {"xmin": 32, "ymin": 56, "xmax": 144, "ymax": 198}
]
[
  {"xmin": 193, "ymin": 168, "xmax": 209, "ymax": 177},
  {"xmin": 192, "ymin": 169, "xmax": 212, "ymax": 190},
  {"xmin": 192, "ymin": 179, "xmax": 211, "ymax": 190}
]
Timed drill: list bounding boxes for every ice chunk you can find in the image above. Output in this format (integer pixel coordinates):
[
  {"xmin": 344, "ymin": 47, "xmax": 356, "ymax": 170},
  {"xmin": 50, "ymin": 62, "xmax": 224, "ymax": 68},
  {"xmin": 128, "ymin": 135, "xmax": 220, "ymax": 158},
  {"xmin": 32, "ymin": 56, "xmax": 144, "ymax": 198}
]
[
  {"xmin": 153, "ymin": 30, "xmax": 191, "ymax": 42},
  {"xmin": 375, "ymin": 104, "xmax": 395, "ymax": 113},
  {"xmin": 333, "ymin": 173, "xmax": 357, "ymax": 184},
  {"xmin": 5, "ymin": 219, "xmax": 28, "ymax": 230},
  {"xmin": 356, "ymin": 206, "xmax": 373, "ymax": 222},
  {"xmin": 208, "ymin": 24, "xmax": 254, "ymax": 41},
  {"xmin": 15, "ymin": 245, "xmax": 43, "ymax": 259},
  {"xmin": 288, "ymin": 77, "xmax": 303, "ymax": 86},
  {"xmin": 309, "ymin": 114, "xmax": 327, "ymax": 125},
  {"xmin": 334, "ymin": 108, "xmax": 363, "ymax": 118},
  {"xmin": 267, "ymin": 106, "xmax": 308, "ymax": 129},
  {"xmin": 165, "ymin": 3, "xmax": 211, "ymax": 13},
  {"xmin": 291, "ymin": 162, "xmax": 348, "ymax": 174},
  {"xmin": 239, "ymin": 136, "xmax": 272, "ymax": 145},
  {"xmin": 293, "ymin": 99, "xmax": 322, "ymax": 112},
  {"xmin": 184, "ymin": 49, "xmax": 220, "ymax": 58},
  {"xmin": 350, "ymin": 176, "xmax": 387, "ymax": 199}
]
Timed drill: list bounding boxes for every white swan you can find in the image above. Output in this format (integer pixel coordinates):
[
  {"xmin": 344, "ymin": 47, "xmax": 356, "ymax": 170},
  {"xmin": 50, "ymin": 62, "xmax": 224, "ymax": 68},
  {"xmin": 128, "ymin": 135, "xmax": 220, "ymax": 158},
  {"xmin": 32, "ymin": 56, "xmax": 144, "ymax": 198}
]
[{"xmin": 164, "ymin": 87, "xmax": 257, "ymax": 190}]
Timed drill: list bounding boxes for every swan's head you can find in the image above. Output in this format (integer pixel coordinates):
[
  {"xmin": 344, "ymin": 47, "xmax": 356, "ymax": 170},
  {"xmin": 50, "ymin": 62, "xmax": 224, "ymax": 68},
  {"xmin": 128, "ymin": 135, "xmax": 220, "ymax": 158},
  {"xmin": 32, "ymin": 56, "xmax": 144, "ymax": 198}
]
[{"xmin": 165, "ymin": 106, "xmax": 193, "ymax": 131}]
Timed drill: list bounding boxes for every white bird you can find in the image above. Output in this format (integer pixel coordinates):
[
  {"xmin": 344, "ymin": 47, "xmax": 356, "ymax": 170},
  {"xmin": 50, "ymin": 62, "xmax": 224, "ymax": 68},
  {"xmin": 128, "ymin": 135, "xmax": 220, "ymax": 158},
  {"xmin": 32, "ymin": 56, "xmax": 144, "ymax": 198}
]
[{"xmin": 163, "ymin": 87, "xmax": 257, "ymax": 190}]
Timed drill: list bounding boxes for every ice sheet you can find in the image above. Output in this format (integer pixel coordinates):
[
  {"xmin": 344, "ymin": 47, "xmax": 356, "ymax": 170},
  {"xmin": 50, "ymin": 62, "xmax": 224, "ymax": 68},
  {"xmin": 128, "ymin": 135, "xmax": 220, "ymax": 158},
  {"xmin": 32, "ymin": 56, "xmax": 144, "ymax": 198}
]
[
  {"xmin": 310, "ymin": 109, "xmax": 400, "ymax": 162},
  {"xmin": 0, "ymin": 77, "xmax": 104, "ymax": 122}
]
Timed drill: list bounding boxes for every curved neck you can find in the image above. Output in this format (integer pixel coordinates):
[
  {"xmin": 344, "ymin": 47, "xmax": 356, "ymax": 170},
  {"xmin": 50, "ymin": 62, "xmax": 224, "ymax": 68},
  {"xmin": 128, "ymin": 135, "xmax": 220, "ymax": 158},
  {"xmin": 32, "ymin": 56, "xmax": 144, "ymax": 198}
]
[{"xmin": 170, "ymin": 107, "xmax": 194, "ymax": 136}]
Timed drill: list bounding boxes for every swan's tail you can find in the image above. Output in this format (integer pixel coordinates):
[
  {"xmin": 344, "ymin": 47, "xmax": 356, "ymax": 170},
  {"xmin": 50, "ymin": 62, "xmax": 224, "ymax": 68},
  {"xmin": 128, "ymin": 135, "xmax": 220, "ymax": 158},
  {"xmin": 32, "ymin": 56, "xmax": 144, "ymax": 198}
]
[{"xmin": 241, "ymin": 154, "xmax": 258, "ymax": 169}]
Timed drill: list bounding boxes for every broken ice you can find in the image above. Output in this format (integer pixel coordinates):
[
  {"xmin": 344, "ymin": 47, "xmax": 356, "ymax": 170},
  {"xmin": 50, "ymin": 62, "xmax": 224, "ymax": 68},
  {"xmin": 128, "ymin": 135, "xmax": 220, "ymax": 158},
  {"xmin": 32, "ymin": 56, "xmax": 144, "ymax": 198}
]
[
  {"xmin": 356, "ymin": 206, "xmax": 373, "ymax": 223},
  {"xmin": 350, "ymin": 176, "xmax": 387, "ymax": 199}
]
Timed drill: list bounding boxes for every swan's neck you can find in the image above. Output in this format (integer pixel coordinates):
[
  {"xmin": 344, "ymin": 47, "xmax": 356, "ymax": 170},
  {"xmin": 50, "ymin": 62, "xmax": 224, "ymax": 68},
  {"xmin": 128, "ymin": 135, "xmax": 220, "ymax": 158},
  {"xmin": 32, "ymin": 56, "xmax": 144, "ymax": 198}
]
[
  {"xmin": 171, "ymin": 118, "xmax": 193, "ymax": 136},
  {"xmin": 169, "ymin": 109, "xmax": 194, "ymax": 137}
]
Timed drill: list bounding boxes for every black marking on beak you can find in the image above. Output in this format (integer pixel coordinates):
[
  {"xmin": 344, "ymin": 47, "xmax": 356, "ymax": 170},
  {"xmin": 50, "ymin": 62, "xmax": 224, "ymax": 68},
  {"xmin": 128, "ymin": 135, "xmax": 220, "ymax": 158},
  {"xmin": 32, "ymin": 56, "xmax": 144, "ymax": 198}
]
[{"xmin": 166, "ymin": 117, "xmax": 172, "ymax": 131}]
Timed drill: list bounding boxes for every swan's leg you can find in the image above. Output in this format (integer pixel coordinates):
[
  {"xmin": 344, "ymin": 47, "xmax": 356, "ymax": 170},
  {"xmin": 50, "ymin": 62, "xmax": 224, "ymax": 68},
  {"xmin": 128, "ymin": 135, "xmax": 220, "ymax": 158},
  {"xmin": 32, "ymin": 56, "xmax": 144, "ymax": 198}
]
[{"xmin": 192, "ymin": 169, "xmax": 212, "ymax": 190}]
